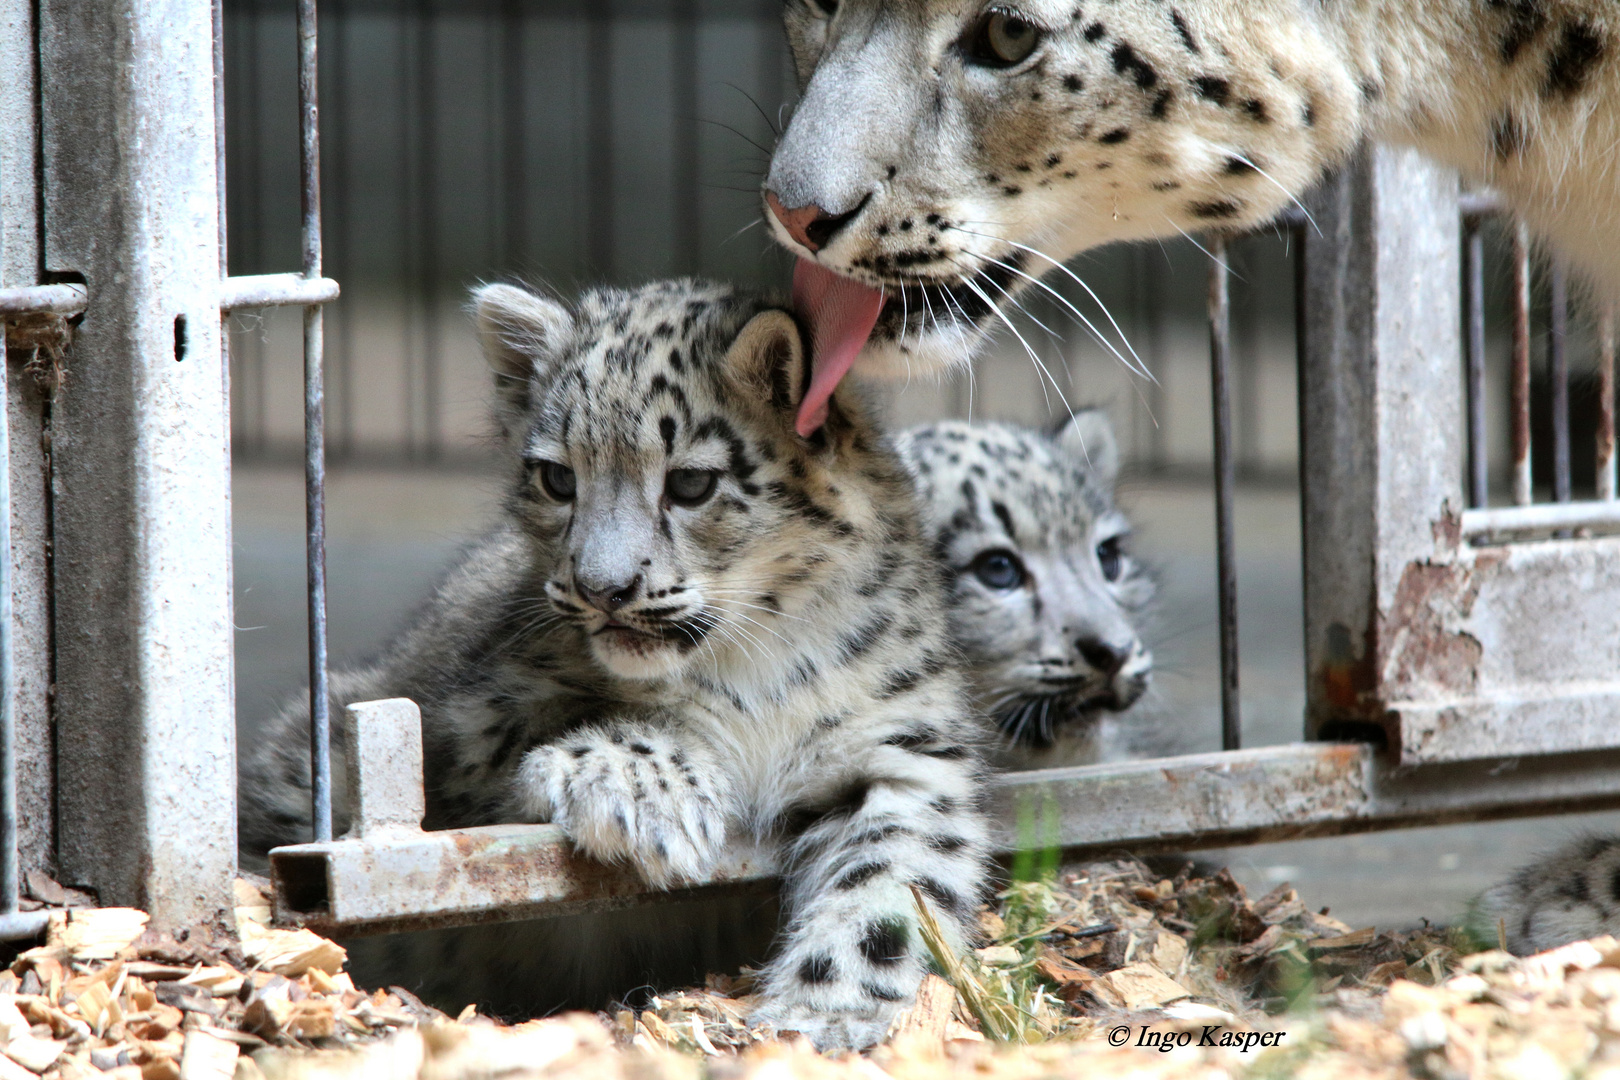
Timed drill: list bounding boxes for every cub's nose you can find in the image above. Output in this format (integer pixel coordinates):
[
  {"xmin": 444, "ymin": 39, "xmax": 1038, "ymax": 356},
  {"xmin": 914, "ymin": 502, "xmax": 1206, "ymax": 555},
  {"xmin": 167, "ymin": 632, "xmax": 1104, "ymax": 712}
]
[
  {"xmin": 765, "ymin": 190, "xmax": 862, "ymax": 253},
  {"xmin": 577, "ymin": 573, "xmax": 642, "ymax": 614},
  {"xmin": 1076, "ymin": 636, "xmax": 1130, "ymax": 677}
]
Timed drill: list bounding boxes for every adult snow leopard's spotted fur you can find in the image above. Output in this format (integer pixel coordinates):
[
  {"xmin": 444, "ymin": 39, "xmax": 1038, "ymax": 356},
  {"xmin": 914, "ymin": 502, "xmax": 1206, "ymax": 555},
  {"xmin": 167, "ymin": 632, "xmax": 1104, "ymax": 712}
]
[
  {"xmin": 1468, "ymin": 835, "xmax": 1620, "ymax": 955},
  {"xmin": 766, "ymin": 0, "xmax": 1620, "ymax": 376},
  {"xmin": 238, "ymin": 279, "xmax": 990, "ymax": 1049},
  {"xmin": 897, "ymin": 411, "xmax": 1153, "ymax": 764}
]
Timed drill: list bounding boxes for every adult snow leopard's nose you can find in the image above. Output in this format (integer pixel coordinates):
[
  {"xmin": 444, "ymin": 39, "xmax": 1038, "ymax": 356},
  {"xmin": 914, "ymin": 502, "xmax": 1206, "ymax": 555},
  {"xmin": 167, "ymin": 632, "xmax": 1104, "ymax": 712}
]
[{"xmin": 764, "ymin": 191, "xmax": 863, "ymax": 254}]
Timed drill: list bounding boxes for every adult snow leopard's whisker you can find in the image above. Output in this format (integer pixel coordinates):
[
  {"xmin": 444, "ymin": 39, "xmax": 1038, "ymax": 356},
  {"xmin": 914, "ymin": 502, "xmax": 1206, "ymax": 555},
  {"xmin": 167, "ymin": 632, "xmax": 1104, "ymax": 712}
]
[
  {"xmin": 974, "ymin": 252, "xmax": 1156, "ymax": 383},
  {"xmin": 1219, "ymin": 149, "xmax": 1321, "ymax": 237},
  {"xmin": 955, "ymin": 271, "xmax": 1074, "ymax": 424},
  {"xmin": 1161, "ymin": 216, "xmax": 1238, "ymax": 278},
  {"xmin": 948, "ymin": 230, "xmax": 1152, "ymax": 382},
  {"xmin": 944, "ymin": 254, "xmax": 1063, "ymax": 342}
]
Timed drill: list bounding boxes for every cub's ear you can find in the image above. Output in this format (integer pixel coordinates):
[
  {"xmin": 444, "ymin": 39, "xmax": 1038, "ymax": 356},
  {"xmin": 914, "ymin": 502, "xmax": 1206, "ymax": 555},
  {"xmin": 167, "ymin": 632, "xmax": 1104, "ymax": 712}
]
[
  {"xmin": 470, "ymin": 282, "xmax": 573, "ymax": 438},
  {"xmin": 1053, "ymin": 407, "xmax": 1120, "ymax": 489},
  {"xmin": 721, "ymin": 308, "xmax": 810, "ymax": 417}
]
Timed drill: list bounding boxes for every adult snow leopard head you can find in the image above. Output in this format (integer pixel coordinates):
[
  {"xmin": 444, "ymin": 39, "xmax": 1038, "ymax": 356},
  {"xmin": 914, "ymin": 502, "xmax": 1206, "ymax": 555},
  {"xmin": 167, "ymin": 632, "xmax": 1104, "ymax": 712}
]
[
  {"xmin": 474, "ymin": 278, "xmax": 907, "ymax": 682},
  {"xmin": 897, "ymin": 411, "xmax": 1153, "ymax": 747},
  {"xmin": 765, "ymin": 0, "xmax": 1360, "ymax": 380}
]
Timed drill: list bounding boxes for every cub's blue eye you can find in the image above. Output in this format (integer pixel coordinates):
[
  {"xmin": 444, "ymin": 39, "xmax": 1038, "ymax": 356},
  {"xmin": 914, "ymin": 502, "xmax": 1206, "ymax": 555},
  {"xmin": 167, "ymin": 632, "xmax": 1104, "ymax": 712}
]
[
  {"xmin": 666, "ymin": 468, "xmax": 718, "ymax": 507},
  {"xmin": 537, "ymin": 460, "xmax": 576, "ymax": 501},
  {"xmin": 971, "ymin": 549, "xmax": 1026, "ymax": 590},
  {"xmin": 1097, "ymin": 538, "xmax": 1123, "ymax": 582}
]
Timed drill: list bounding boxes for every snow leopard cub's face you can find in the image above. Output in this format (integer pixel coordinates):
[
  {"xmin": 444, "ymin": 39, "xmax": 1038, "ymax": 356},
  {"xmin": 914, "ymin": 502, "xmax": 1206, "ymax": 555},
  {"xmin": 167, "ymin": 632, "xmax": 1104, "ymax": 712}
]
[
  {"xmin": 766, "ymin": 0, "xmax": 1359, "ymax": 376},
  {"xmin": 898, "ymin": 411, "xmax": 1152, "ymax": 747},
  {"xmin": 475, "ymin": 279, "xmax": 893, "ymax": 682}
]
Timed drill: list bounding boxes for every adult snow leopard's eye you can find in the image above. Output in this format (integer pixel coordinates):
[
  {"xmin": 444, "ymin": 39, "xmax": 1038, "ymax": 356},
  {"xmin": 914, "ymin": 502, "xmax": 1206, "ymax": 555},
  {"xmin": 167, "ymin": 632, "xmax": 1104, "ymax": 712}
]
[
  {"xmin": 537, "ymin": 460, "xmax": 576, "ymax": 502},
  {"xmin": 665, "ymin": 468, "xmax": 718, "ymax": 507},
  {"xmin": 966, "ymin": 9, "xmax": 1041, "ymax": 67},
  {"xmin": 1096, "ymin": 538, "xmax": 1123, "ymax": 582},
  {"xmin": 970, "ymin": 549, "xmax": 1026, "ymax": 590}
]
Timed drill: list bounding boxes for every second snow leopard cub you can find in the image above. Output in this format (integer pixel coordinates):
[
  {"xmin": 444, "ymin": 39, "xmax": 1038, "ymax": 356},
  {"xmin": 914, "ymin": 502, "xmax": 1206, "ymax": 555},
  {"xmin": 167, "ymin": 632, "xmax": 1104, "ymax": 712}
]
[
  {"xmin": 239, "ymin": 279, "xmax": 990, "ymax": 1049},
  {"xmin": 898, "ymin": 410, "xmax": 1153, "ymax": 763}
]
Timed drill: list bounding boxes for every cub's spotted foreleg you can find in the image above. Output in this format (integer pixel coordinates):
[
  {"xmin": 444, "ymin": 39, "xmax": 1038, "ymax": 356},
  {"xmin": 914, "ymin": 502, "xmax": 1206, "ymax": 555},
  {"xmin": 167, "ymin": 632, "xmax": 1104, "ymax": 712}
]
[
  {"xmin": 752, "ymin": 734, "xmax": 990, "ymax": 1049},
  {"xmin": 514, "ymin": 722, "xmax": 734, "ymax": 888}
]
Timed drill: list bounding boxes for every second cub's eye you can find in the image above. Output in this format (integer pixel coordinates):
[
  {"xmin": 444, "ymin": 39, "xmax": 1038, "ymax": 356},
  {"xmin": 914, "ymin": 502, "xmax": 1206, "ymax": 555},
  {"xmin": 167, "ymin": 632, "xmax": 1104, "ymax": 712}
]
[
  {"xmin": 537, "ymin": 460, "xmax": 576, "ymax": 502},
  {"xmin": 971, "ymin": 549, "xmax": 1026, "ymax": 590},
  {"xmin": 665, "ymin": 468, "xmax": 718, "ymax": 507},
  {"xmin": 1097, "ymin": 537, "xmax": 1123, "ymax": 582},
  {"xmin": 967, "ymin": 9, "xmax": 1041, "ymax": 67}
]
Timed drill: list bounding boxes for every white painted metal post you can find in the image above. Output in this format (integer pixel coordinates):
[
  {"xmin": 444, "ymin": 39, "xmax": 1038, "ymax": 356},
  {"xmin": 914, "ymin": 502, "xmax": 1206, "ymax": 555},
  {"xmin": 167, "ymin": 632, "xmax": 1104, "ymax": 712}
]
[{"xmin": 39, "ymin": 0, "xmax": 236, "ymax": 927}]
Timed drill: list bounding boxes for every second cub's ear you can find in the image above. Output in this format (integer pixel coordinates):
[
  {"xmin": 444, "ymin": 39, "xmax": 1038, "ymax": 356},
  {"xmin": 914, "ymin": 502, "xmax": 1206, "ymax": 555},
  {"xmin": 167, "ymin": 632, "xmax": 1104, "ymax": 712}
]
[
  {"xmin": 722, "ymin": 308, "xmax": 810, "ymax": 416},
  {"xmin": 470, "ymin": 282, "xmax": 573, "ymax": 435},
  {"xmin": 1054, "ymin": 407, "xmax": 1120, "ymax": 489}
]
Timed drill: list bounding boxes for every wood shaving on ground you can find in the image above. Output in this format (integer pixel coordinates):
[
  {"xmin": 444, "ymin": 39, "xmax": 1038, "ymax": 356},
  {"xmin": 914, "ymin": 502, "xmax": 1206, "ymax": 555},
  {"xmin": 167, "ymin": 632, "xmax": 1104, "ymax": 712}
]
[{"xmin": 4, "ymin": 861, "xmax": 1615, "ymax": 1078}]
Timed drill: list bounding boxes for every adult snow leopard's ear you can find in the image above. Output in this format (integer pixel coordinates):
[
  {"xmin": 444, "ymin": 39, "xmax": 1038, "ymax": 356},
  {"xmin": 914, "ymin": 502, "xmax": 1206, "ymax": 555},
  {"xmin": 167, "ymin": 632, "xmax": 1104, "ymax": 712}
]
[
  {"xmin": 722, "ymin": 307, "xmax": 811, "ymax": 419},
  {"xmin": 471, "ymin": 282, "xmax": 572, "ymax": 439},
  {"xmin": 1053, "ymin": 408, "xmax": 1119, "ymax": 490}
]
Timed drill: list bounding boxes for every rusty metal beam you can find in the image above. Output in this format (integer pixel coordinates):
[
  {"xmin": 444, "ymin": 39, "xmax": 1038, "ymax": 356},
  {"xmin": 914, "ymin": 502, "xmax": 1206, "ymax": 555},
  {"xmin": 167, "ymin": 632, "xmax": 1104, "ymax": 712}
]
[{"xmin": 271, "ymin": 702, "xmax": 1620, "ymax": 937}]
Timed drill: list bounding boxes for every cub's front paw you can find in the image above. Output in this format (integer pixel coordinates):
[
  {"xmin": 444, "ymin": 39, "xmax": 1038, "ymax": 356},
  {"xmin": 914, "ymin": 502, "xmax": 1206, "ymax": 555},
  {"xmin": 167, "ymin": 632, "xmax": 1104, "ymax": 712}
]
[
  {"xmin": 748, "ymin": 1000, "xmax": 894, "ymax": 1052},
  {"xmin": 515, "ymin": 729, "xmax": 730, "ymax": 887}
]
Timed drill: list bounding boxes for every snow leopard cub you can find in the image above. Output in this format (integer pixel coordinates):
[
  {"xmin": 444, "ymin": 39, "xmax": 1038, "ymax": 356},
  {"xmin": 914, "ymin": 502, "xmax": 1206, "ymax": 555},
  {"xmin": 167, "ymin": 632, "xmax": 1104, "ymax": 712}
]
[
  {"xmin": 238, "ymin": 279, "xmax": 990, "ymax": 1049},
  {"xmin": 897, "ymin": 410, "xmax": 1153, "ymax": 764},
  {"xmin": 1468, "ymin": 836, "xmax": 1620, "ymax": 956}
]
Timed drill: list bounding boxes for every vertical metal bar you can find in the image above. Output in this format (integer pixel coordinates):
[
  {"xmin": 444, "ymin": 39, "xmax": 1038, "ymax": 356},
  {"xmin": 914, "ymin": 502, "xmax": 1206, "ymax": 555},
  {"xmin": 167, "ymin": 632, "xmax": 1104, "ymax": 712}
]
[
  {"xmin": 1511, "ymin": 220, "xmax": 1533, "ymax": 505},
  {"xmin": 1549, "ymin": 258, "xmax": 1571, "ymax": 503},
  {"xmin": 415, "ymin": 0, "xmax": 440, "ymax": 459},
  {"xmin": 672, "ymin": 0, "xmax": 699, "ymax": 275},
  {"xmin": 298, "ymin": 0, "xmax": 332, "ymax": 844},
  {"xmin": 1207, "ymin": 237, "xmax": 1240, "ymax": 752},
  {"xmin": 501, "ymin": 0, "xmax": 525, "ymax": 271},
  {"xmin": 586, "ymin": 0, "xmax": 613, "ymax": 277},
  {"xmin": 330, "ymin": 0, "xmax": 353, "ymax": 459},
  {"xmin": 1464, "ymin": 217, "xmax": 1488, "ymax": 508},
  {"xmin": 1600, "ymin": 303, "xmax": 1617, "ymax": 501},
  {"xmin": 0, "ymin": 345, "xmax": 14, "ymax": 918}
]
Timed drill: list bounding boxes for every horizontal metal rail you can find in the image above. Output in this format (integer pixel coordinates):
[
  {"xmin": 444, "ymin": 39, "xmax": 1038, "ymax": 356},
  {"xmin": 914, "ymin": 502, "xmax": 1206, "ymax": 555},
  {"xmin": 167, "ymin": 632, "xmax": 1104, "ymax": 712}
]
[
  {"xmin": 220, "ymin": 272, "xmax": 339, "ymax": 310},
  {"xmin": 0, "ymin": 284, "xmax": 87, "ymax": 316},
  {"xmin": 1461, "ymin": 500, "xmax": 1620, "ymax": 538},
  {"xmin": 0, "ymin": 911, "xmax": 50, "ymax": 941},
  {"xmin": 269, "ymin": 700, "xmax": 1620, "ymax": 936}
]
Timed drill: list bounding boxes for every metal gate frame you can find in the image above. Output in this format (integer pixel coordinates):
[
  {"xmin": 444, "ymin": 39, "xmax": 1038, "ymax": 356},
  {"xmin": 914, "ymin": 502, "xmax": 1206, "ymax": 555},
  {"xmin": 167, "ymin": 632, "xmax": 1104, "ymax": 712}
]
[{"xmin": 1, "ymin": 2, "xmax": 1618, "ymax": 937}]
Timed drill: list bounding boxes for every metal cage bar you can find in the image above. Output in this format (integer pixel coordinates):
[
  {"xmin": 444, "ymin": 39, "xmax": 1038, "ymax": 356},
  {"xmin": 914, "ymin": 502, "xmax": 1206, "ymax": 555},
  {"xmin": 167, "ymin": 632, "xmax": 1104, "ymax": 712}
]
[
  {"xmin": 1464, "ymin": 216, "xmax": 1488, "ymax": 508},
  {"xmin": 1550, "ymin": 259, "xmax": 1572, "ymax": 505},
  {"xmin": 1206, "ymin": 238, "xmax": 1240, "ymax": 751},
  {"xmin": 1512, "ymin": 221, "xmax": 1533, "ymax": 506},
  {"xmin": 298, "ymin": 0, "xmax": 333, "ymax": 844},
  {"xmin": 1602, "ymin": 304, "xmax": 1617, "ymax": 503}
]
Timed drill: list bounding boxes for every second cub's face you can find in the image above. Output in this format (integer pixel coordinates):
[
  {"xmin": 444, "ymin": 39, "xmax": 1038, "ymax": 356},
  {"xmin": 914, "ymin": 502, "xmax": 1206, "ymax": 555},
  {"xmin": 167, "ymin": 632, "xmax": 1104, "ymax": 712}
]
[
  {"xmin": 900, "ymin": 414, "xmax": 1153, "ymax": 747},
  {"xmin": 474, "ymin": 280, "xmax": 890, "ymax": 682}
]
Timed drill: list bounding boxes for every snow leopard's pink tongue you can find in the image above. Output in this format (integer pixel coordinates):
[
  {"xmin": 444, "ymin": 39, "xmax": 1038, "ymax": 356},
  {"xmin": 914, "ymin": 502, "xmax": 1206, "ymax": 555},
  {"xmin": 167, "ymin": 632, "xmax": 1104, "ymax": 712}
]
[{"xmin": 792, "ymin": 258, "xmax": 885, "ymax": 437}]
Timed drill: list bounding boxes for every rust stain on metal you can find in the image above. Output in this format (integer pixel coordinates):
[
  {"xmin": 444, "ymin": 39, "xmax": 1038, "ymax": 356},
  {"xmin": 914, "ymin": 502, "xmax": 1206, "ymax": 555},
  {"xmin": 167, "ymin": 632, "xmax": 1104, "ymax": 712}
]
[
  {"xmin": 1313, "ymin": 549, "xmax": 1505, "ymax": 743},
  {"xmin": 1431, "ymin": 502, "xmax": 1463, "ymax": 551}
]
